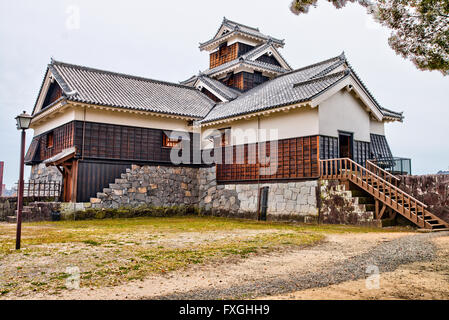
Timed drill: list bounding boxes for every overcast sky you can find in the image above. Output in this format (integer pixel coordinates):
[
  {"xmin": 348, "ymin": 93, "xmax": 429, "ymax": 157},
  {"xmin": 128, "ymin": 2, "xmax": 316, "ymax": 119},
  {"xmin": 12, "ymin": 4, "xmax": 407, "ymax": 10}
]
[{"xmin": 0, "ymin": 0, "xmax": 448, "ymax": 188}]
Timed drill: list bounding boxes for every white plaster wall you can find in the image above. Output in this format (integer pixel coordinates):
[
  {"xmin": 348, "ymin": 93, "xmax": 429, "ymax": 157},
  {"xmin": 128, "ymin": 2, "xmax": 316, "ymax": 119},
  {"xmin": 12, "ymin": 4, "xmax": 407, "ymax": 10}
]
[
  {"xmin": 31, "ymin": 108, "xmax": 77, "ymax": 136},
  {"xmin": 318, "ymin": 89, "xmax": 371, "ymax": 142},
  {"xmin": 200, "ymin": 106, "xmax": 319, "ymax": 148},
  {"xmin": 82, "ymin": 107, "xmax": 191, "ymax": 131},
  {"xmin": 370, "ymin": 119, "xmax": 385, "ymax": 136},
  {"xmin": 31, "ymin": 105, "xmax": 193, "ymax": 137}
]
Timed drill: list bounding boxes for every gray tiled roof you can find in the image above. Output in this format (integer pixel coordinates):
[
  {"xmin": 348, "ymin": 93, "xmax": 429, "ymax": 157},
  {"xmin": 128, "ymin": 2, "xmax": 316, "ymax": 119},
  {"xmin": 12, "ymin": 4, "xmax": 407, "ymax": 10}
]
[
  {"xmin": 242, "ymin": 41, "xmax": 292, "ymax": 70},
  {"xmin": 200, "ymin": 18, "xmax": 284, "ymax": 49},
  {"xmin": 43, "ymin": 60, "xmax": 215, "ymax": 118},
  {"xmin": 202, "ymin": 55, "xmax": 289, "ymax": 77},
  {"xmin": 35, "ymin": 54, "xmax": 402, "ymax": 124},
  {"xmin": 182, "ymin": 43, "xmax": 291, "ymax": 84},
  {"xmin": 197, "ymin": 76, "xmax": 241, "ymax": 101},
  {"xmin": 380, "ymin": 107, "xmax": 403, "ymax": 119},
  {"xmin": 201, "ymin": 55, "xmax": 349, "ymax": 123}
]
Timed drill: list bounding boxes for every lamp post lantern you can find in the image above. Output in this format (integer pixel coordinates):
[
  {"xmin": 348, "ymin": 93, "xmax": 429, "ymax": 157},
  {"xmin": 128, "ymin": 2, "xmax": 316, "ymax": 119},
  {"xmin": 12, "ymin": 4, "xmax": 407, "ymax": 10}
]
[{"xmin": 15, "ymin": 111, "xmax": 32, "ymax": 250}]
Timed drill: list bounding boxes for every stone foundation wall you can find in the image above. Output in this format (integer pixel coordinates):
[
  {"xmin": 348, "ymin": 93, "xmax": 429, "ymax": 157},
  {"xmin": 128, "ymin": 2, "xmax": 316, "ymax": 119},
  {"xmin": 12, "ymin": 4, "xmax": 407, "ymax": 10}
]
[
  {"xmin": 90, "ymin": 165, "xmax": 319, "ymax": 222},
  {"xmin": 319, "ymin": 179, "xmax": 377, "ymax": 226},
  {"xmin": 399, "ymin": 175, "xmax": 449, "ymax": 223},
  {"xmin": 198, "ymin": 167, "xmax": 318, "ymax": 222},
  {"xmin": 91, "ymin": 165, "xmax": 199, "ymax": 209},
  {"xmin": 30, "ymin": 163, "xmax": 62, "ymax": 183},
  {"xmin": 0, "ymin": 197, "xmax": 17, "ymax": 221},
  {"xmin": 21, "ymin": 202, "xmax": 61, "ymax": 222}
]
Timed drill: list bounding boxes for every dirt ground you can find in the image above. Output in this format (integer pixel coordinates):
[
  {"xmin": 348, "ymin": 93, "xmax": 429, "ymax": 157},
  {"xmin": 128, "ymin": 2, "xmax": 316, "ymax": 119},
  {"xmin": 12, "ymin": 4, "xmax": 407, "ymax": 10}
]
[
  {"xmin": 263, "ymin": 236, "xmax": 449, "ymax": 300},
  {"xmin": 18, "ymin": 231, "xmax": 441, "ymax": 300},
  {"xmin": 1, "ymin": 217, "xmax": 446, "ymax": 300}
]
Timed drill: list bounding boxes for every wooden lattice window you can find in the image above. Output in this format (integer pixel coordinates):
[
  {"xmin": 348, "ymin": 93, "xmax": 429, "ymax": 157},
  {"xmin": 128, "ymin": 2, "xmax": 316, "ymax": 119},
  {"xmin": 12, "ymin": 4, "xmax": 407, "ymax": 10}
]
[
  {"xmin": 47, "ymin": 131, "xmax": 54, "ymax": 149},
  {"xmin": 162, "ymin": 133, "xmax": 181, "ymax": 148}
]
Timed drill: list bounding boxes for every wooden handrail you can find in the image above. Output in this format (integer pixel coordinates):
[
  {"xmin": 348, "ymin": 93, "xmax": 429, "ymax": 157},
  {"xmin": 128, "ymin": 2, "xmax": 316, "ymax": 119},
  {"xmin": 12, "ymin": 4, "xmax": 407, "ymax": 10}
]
[
  {"xmin": 320, "ymin": 158, "xmax": 448, "ymax": 229},
  {"xmin": 366, "ymin": 159, "xmax": 400, "ymax": 186},
  {"xmin": 320, "ymin": 158, "xmax": 427, "ymax": 208}
]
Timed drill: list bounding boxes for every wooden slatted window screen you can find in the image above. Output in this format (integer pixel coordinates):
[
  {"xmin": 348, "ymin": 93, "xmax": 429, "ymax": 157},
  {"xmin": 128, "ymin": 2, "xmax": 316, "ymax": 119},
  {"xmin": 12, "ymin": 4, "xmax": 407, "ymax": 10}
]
[{"xmin": 216, "ymin": 136, "xmax": 320, "ymax": 183}]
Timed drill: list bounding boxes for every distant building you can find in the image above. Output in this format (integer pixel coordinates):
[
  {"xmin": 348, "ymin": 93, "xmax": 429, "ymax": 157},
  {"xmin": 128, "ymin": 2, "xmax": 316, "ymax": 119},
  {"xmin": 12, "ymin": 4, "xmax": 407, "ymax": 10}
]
[{"xmin": 0, "ymin": 161, "xmax": 4, "ymax": 197}]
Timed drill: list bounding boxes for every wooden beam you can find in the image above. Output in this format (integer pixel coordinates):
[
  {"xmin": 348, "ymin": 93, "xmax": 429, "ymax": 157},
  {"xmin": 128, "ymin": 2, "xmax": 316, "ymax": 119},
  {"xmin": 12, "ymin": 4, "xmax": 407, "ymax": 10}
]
[
  {"xmin": 379, "ymin": 203, "xmax": 387, "ymax": 219},
  {"xmin": 375, "ymin": 199, "xmax": 379, "ymax": 219},
  {"xmin": 71, "ymin": 160, "xmax": 78, "ymax": 203}
]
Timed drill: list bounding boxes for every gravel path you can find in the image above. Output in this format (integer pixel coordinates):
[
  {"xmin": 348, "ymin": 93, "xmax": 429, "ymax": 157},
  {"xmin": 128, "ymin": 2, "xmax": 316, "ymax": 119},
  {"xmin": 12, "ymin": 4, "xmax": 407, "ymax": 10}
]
[{"xmin": 151, "ymin": 232, "xmax": 446, "ymax": 300}]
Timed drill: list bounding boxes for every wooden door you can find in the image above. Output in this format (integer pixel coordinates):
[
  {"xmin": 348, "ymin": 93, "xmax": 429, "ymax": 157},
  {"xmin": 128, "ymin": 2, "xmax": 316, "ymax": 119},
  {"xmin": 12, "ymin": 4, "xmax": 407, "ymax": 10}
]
[{"xmin": 339, "ymin": 132, "xmax": 353, "ymax": 159}]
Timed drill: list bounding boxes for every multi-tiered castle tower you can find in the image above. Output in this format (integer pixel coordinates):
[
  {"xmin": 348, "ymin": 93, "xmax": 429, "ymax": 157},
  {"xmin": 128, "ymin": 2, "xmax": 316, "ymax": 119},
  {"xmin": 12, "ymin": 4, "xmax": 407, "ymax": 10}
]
[{"xmin": 182, "ymin": 18, "xmax": 292, "ymax": 102}]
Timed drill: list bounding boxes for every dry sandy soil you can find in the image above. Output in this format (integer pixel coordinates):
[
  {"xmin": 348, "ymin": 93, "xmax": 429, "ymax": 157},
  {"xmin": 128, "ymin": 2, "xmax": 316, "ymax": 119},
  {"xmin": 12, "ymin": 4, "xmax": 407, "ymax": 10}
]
[
  {"xmin": 20, "ymin": 231, "xmax": 449, "ymax": 300},
  {"xmin": 264, "ymin": 235, "xmax": 449, "ymax": 300},
  {"xmin": 1, "ymin": 217, "xmax": 447, "ymax": 300}
]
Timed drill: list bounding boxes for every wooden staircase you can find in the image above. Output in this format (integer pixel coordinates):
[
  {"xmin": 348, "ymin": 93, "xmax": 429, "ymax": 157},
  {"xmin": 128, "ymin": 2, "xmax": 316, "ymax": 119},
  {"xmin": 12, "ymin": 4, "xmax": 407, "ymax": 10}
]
[{"xmin": 320, "ymin": 158, "xmax": 449, "ymax": 231}]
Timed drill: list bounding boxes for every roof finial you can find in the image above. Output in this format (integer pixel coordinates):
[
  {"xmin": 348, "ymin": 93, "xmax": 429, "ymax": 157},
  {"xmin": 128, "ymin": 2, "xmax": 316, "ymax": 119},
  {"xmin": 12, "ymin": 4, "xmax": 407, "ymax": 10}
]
[{"xmin": 340, "ymin": 51, "xmax": 346, "ymax": 60}]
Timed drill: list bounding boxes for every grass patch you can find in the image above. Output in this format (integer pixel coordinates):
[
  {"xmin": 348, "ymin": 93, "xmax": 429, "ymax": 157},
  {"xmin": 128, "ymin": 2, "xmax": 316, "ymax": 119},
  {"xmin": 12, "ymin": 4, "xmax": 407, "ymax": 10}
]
[{"xmin": 82, "ymin": 240, "xmax": 101, "ymax": 246}]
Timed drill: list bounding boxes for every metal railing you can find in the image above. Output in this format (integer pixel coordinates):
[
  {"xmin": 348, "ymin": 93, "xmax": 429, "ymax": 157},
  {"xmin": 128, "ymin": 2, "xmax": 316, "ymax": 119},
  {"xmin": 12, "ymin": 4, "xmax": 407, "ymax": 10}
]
[
  {"xmin": 15, "ymin": 181, "xmax": 62, "ymax": 201},
  {"xmin": 372, "ymin": 157, "xmax": 412, "ymax": 175}
]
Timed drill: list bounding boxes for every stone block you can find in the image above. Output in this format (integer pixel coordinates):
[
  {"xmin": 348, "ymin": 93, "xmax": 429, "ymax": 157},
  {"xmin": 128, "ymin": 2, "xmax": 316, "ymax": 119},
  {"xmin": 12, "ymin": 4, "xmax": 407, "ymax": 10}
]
[
  {"xmin": 90, "ymin": 198, "xmax": 101, "ymax": 204},
  {"xmin": 204, "ymin": 195, "xmax": 212, "ymax": 204},
  {"xmin": 113, "ymin": 189, "xmax": 123, "ymax": 196},
  {"xmin": 138, "ymin": 187, "xmax": 147, "ymax": 194}
]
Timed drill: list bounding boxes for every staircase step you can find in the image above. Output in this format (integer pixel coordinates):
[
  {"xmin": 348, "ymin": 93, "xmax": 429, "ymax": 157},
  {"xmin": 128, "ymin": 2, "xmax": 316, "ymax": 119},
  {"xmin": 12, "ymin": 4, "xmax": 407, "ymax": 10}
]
[
  {"xmin": 6, "ymin": 216, "xmax": 16, "ymax": 223},
  {"xmin": 15, "ymin": 210, "xmax": 31, "ymax": 215},
  {"xmin": 431, "ymin": 224, "xmax": 447, "ymax": 229},
  {"xmin": 346, "ymin": 168, "xmax": 449, "ymax": 230},
  {"xmin": 350, "ymin": 190, "xmax": 366, "ymax": 197},
  {"xmin": 417, "ymin": 228, "xmax": 449, "ymax": 233},
  {"xmin": 357, "ymin": 197, "xmax": 375, "ymax": 204}
]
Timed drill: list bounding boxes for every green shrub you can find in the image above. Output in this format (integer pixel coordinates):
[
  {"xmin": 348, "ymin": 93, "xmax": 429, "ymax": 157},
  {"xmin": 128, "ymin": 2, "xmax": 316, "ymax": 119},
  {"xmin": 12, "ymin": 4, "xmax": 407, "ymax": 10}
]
[{"xmin": 60, "ymin": 204, "xmax": 200, "ymax": 221}]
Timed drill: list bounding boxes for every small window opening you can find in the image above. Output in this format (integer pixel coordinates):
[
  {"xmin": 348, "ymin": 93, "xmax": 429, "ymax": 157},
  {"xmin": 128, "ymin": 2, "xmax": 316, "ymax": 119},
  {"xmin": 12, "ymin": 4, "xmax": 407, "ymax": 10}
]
[
  {"xmin": 163, "ymin": 133, "xmax": 181, "ymax": 148},
  {"xmin": 47, "ymin": 131, "xmax": 54, "ymax": 149}
]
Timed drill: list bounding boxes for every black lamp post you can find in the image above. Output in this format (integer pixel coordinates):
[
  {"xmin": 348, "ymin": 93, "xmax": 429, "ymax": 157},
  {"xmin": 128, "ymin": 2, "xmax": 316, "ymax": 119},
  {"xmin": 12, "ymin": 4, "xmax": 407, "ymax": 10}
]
[{"xmin": 15, "ymin": 111, "xmax": 32, "ymax": 250}]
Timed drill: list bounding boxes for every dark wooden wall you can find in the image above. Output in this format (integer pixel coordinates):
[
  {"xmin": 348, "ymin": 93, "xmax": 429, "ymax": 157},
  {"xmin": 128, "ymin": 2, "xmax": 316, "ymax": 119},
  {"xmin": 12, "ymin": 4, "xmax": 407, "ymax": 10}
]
[
  {"xmin": 353, "ymin": 140, "xmax": 370, "ymax": 165},
  {"xmin": 26, "ymin": 120, "xmax": 198, "ymax": 165},
  {"xmin": 42, "ymin": 81, "xmax": 63, "ymax": 111},
  {"xmin": 320, "ymin": 134, "xmax": 384, "ymax": 166},
  {"xmin": 76, "ymin": 160, "xmax": 131, "ymax": 202},
  {"xmin": 221, "ymin": 71, "xmax": 270, "ymax": 92},
  {"xmin": 201, "ymin": 87, "xmax": 221, "ymax": 102},
  {"xmin": 25, "ymin": 121, "xmax": 76, "ymax": 164},
  {"xmin": 209, "ymin": 42, "xmax": 256, "ymax": 69},
  {"xmin": 209, "ymin": 42, "xmax": 239, "ymax": 69},
  {"xmin": 74, "ymin": 121, "xmax": 196, "ymax": 163},
  {"xmin": 319, "ymin": 135, "xmax": 339, "ymax": 160},
  {"xmin": 216, "ymin": 135, "xmax": 319, "ymax": 183}
]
